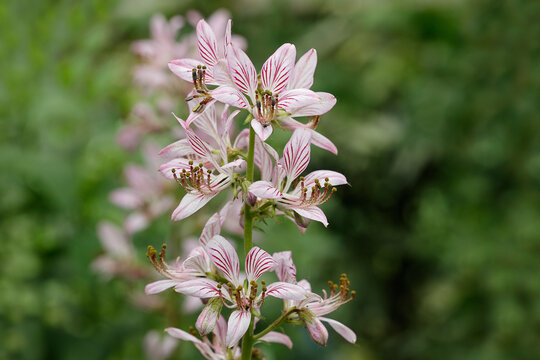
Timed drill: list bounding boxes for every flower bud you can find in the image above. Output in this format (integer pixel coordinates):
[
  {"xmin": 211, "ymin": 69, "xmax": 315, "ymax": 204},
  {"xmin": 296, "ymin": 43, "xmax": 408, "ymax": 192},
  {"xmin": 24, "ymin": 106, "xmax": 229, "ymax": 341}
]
[
  {"xmin": 298, "ymin": 309, "xmax": 328, "ymax": 346},
  {"xmin": 195, "ymin": 297, "xmax": 223, "ymax": 336}
]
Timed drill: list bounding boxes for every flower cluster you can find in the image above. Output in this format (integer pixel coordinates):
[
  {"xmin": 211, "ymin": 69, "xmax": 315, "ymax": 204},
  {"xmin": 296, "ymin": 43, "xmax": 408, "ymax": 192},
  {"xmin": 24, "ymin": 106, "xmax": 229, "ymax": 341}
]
[{"xmin": 140, "ymin": 15, "xmax": 357, "ymax": 358}]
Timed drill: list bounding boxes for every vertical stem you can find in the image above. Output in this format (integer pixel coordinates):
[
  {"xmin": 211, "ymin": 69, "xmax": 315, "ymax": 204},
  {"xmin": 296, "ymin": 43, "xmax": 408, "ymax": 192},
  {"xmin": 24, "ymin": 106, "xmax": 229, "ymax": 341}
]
[
  {"xmin": 241, "ymin": 122, "xmax": 256, "ymax": 360},
  {"xmin": 243, "ymin": 124, "xmax": 256, "ymax": 256}
]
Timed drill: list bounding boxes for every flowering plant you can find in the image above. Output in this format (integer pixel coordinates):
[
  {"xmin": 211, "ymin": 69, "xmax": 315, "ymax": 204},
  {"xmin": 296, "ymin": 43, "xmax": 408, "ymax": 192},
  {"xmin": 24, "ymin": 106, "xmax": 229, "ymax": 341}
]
[
  {"xmin": 143, "ymin": 15, "xmax": 357, "ymax": 358},
  {"xmin": 98, "ymin": 11, "xmax": 356, "ymax": 359}
]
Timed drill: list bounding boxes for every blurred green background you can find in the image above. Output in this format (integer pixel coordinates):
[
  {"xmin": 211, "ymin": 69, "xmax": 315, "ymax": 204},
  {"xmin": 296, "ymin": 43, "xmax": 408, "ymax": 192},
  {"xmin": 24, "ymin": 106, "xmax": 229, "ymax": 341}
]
[{"xmin": 2, "ymin": 0, "xmax": 540, "ymax": 359}]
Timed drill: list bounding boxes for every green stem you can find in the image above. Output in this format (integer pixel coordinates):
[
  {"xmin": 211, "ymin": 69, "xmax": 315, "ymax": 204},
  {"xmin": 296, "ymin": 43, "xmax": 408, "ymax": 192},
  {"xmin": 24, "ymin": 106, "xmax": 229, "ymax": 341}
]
[
  {"xmin": 241, "ymin": 118, "xmax": 256, "ymax": 360},
  {"xmin": 243, "ymin": 122, "xmax": 255, "ymax": 256},
  {"xmin": 254, "ymin": 307, "xmax": 297, "ymax": 340}
]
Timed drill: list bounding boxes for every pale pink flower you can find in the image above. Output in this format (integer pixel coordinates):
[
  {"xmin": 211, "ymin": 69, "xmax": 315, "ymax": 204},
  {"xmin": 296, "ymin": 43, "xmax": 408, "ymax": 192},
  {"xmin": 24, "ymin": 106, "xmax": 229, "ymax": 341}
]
[
  {"xmin": 272, "ymin": 251, "xmax": 357, "ymax": 346},
  {"xmin": 159, "ymin": 107, "xmax": 246, "ymax": 221},
  {"xmin": 109, "ymin": 143, "xmax": 175, "ymax": 234},
  {"xmin": 248, "ymin": 129, "xmax": 347, "ymax": 227},
  {"xmin": 173, "ymin": 235, "xmax": 308, "ymax": 347},
  {"xmin": 212, "ymin": 43, "xmax": 336, "ymax": 141},
  {"xmin": 168, "ymin": 17, "xmax": 245, "ymax": 125},
  {"xmin": 279, "ymin": 48, "xmax": 339, "ymax": 154},
  {"xmin": 92, "ymin": 221, "xmax": 149, "ymax": 281},
  {"xmin": 165, "ymin": 315, "xmax": 290, "ymax": 360},
  {"xmin": 132, "ymin": 14, "xmax": 188, "ymax": 91},
  {"xmin": 143, "ymin": 330, "xmax": 178, "ymax": 360}
]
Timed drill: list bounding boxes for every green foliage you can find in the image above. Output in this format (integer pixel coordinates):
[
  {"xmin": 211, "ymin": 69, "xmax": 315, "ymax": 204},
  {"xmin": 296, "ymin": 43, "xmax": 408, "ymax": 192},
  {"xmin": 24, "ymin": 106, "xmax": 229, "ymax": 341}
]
[{"xmin": 1, "ymin": 0, "xmax": 539, "ymax": 359}]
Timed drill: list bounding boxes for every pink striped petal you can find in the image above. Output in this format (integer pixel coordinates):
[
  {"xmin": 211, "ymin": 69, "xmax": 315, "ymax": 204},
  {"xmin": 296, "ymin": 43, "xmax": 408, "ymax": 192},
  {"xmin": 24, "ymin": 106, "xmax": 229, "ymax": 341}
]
[
  {"xmin": 251, "ymin": 119, "xmax": 273, "ymax": 141},
  {"xmin": 290, "ymin": 91, "xmax": 336, "ymax": 117},
  {"xmin": 196, "ymin": 20, "xmax": 219, "ymax": 66},
  {"xmin": 159, "ymin": 139, "xmax": 193, "ymax": 158},
  {"xmin": 171, "ymin": 193, "xmax": 216, "ymax": 221},
  {"xmin": 165, "ymin": 327, "xmax": 203, "ymax": 345},
  {"xmin": 227, "ymin": 43, "xmax": 257, "ymax": 98},
  {"xmin": 174, "ymin": 278, "xmax": 221, "ymax": 298},
  {"xmin": 226, "ymin": 309, "xmax": 251, "ymax": 348},
  {"xmin": 206, "ymin": 235, "xmax": 240, "ymax": 285},
  {"xmin": 258, "ymin": 331, "xmax": 293, "ymax": 349},
  {"xmin": 272, "ymin": 251, "xmax": 297, "ymax": 284},
  {"xmin": 168, "ymin": 58, "xmax": 201, "ymax": 82},
  {"xmin": 302, "ymin": 170, "xmax": 347, "ymax": 188},
  {"xmin": 282, "ymin": 128, "xmax": 311, "ymax": 180},
  {"xmin": 249, "ymin": 181, "xmax": 283, "ymax": 199},
  {"xmin": 278, "ymin": 89, "xmax": 320, "ymax": 113},
  {"xmin": 261, "ymin": 43, "xmax": 296, "ymax": 94},
  {"xmin": 265, "ymin": 282, "xmax": 308, "ymax": 300},
  {"xmin": 185, "ymin": 128, "xmax": 212, "ymax": 158},
  {"xmin": 212, "ymin": 85, "xmax": 249, "ymax": 109},
  {"xmin": 289, "ymin": 48, "xmax": 317, "ymax": 89},
  {"xmin": 145, "ymin": 280, "xmax": 177, "ymax": 295},
  {"xmin": 320, "ymin": 317, "xmax": 357, "ymax": 344},
  {"xmin": 245, "ymin": 247, "xmax": 275, "ymax": 282},
  {"xmin": 292, "ymin": 206, "xmax": 328, "ymax": 227},
  {"xmin": 311, "ymin": 130, "xmax": 338, "ymax": 155}
]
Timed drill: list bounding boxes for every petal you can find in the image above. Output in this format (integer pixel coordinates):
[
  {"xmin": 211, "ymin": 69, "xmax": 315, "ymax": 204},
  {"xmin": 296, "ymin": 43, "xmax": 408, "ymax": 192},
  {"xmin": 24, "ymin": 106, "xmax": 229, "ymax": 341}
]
[
  {"xmin": 206, "ymin": 235, "xmax": 240, "ymax": 285},
  {"xmin": 245, "ymin": 247, "xmax": 275, "ymax": 282},
  {"xmin": 184, "ymin": 128, "xmax": 212, "ymax": 158},
  {"xmin": 290, "ymin": 91, "xmax": 336, "ymax": 117},
  {"xmin": 168, "ymin": 58, "xmax": 202, "ymax": 82},
  {"xmin": 261, "ymin": 43, "xmax": 296, "ymax": 94},
  {"xmin": 292, "ymin": 206, "xmax": 328, "ymax": 227},
  {"xmin": 319, "ymin": 317, "xmax": 357, "ymax": 344},
  {"xmin": 212, "ymin": 85, "xmax": 249, "ymax": 109},
  {"xmin": 227, "ymin": 43, "xmax": 257, "ymax": 99},
  {"xmin": 109, "ymin": 188, "xmax": 141, "ymax": 209},
  {"xmin": 183, "ymin": 246, "xmax": 211, "ymax": 274},
  {"xmin": 302, "ymin": 170, "xmax": 347, "ymax": 188},
  {"xmin": 174, "ymin": 278, "xmax": 222, "ymax": 298},
  {"xmin": 310, "ymin": 130, "xmax": 338, "ymax": 155},
  {"xmin": 159, "ymin": 139, "xmax": 193, "ymax": 158},
  {"xmin": 124, "ymin": 212, "xmax": 149, "ymax": 234},
  {"xmin": 254, "ymin": 137, "xmax": 278, "ymax": 181},
  {"xmin": 272, "ymin": 251, "xmax": 297, "ymax": 284},
  {"xmin": 278, "ymin": 89, "xmax": 320, "ymax": 113},
  {"xmin": 165, "ymin": 327, "xmax": 203, "ymax": 345},
  {"xmin": 282, "ymin": 128, "xmax": 311, "ymax": 180},
  {"xmin": 265, "ymin": 282, "xmax": 308, "ymax": 300},
  {"xmin": 251, "ymin": 119, "xmax": 273, "ymax": 141},
  {"xmin": 258, "ymin": 332, "xmax": 293, "ymax": 349},
  {"xmin": 196, "ymin": 297, "xmax": 223, "ymax": 335},
  {"xmin": 97, "ymin": 222, "xmax": 133, "ymax": 258},
  {"xmin": 289, "ymin": 48, "xmax": 317, "ymax": 89},
  {"xmin": 249, "ymin": 181, "xmax": 283, "ymax": 199},
  {"xmin": 196, "ymin": 19, "xmax": 219, "ymax": 66},
  {"xmin": 145, "ymin": 280, "xmax": 177, "ymax": 295},
  {"xmin": 226, "ymin": 310, "xmax": 251, "ymax": 348},
  {"xmin": 171, "ymin": 193, "xmax": 216, "ymax": 221},
  {"xmin": 304, "ymin": 315, "xmax": 328, "ymax": 346}
]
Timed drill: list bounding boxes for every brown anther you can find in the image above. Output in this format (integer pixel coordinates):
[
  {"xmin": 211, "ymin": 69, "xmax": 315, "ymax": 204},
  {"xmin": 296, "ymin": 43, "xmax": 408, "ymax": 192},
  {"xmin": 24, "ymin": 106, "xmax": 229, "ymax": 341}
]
[
  {"xmin": 261, "ymin": 280, "xmax": 266, "ymax": 285},
  {"xmin": 217, "ymin": 283, "xmax": 222, "ymax": 289},
  {"xmin": 332, "ymin": 187, "xmax": 337, "ymax": 192},
  {"xmin": 188, "ymin": 160, "xmax": 194, "ymax": 165}
]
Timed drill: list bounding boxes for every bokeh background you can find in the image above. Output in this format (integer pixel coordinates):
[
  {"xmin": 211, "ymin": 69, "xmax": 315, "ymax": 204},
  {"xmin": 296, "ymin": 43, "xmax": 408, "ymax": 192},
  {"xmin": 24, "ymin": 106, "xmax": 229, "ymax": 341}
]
[{"xmin": 2, "ymin": 0, "xmax": 540, "ymax": 359}]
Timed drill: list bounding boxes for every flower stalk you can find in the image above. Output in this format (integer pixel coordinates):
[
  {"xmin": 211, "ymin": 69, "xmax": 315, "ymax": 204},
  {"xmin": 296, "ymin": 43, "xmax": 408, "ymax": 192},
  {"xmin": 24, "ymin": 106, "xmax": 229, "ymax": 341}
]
[{"xmin": 242, "ymin": 114, "xmax": 256, "ymax": 360}]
